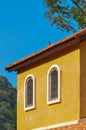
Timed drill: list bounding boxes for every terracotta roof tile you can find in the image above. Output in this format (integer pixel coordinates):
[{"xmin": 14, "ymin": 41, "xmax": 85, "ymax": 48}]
[{"xmin": 5, "ymin": 28, "xmax": 86, "ymax": 72}]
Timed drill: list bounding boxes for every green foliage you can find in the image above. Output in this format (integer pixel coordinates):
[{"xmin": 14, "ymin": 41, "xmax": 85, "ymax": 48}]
[
  {"xmin": 44, "ymin": 0, "xmax": 86, "ymax": 32},
  {"xmin": 0, "ymin": 76, "xmax": 17, "ymax": 130}
]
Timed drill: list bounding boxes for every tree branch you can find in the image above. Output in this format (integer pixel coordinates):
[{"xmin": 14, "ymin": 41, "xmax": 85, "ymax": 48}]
[{"xmin": 72, "ymin": 0, "xmax": 86, "ymax": 16}]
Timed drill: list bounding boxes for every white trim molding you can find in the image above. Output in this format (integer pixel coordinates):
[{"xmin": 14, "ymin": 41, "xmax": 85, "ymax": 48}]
[
  {"xmin": 32, "ymin": 118, "xmax": 86, "ymax": 130},
  {"xmin": 47, "ymin": 64, "xmax": 60, "ymax": 105},
  {"xmin": 24, "ymin": 74, "xmax": 35, "ymax": 111}
]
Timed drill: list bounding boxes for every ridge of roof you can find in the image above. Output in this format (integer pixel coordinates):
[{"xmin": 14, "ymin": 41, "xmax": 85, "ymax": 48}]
[{"xmin": 5, "ymin": 28, "xmax": 86, "ymax": 72}]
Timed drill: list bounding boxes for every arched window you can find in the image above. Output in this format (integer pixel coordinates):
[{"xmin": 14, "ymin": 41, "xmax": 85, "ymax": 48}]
[
  {"xmin": 47, "ymin": 65, "xmax": 60, "ymax": 105},
  {"xmin": 24, "ymin": 74, "xmax": 35, "ymax": 111}
]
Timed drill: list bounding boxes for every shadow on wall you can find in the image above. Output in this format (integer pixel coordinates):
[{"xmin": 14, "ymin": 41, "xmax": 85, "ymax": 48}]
[{"xmin": 80, "ymin": 40, "xmax": 86, "ymax": 119}]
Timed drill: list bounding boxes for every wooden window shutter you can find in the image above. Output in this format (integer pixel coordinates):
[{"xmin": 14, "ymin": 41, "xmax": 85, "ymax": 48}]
[
  {"xmin": 50, "ymin": 69, "xmax": 58, "ymax": 100},
  {"xmin": 26, "ymin": 78, "xmax": 33, "ymax": 107}
]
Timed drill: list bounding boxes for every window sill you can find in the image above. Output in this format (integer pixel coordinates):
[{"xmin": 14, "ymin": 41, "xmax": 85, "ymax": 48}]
[
  {"xmin": 47, "ymin": 98, "xmax": 60, "ymax": 105},
  {"xmin": 24, "ymin": 105, "xmax": 35, "ymax": 111}
]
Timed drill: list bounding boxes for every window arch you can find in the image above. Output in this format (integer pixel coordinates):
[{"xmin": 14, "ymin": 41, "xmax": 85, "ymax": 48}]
[
  {"xmin": 47, "ymin": 64, "xmax": 60, "ymax": 105},
  {"xmin": 24, "ymin": 74, "xmax": 35, "ymax": 111}
]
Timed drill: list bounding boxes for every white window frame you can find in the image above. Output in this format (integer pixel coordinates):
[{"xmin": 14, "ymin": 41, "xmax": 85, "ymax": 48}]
[
  {"xmin": 24, "ymin": 74, "xmax": 35, "ymax": 111},
  {"xmin": 47, "ymin": 64, "xmax": 60, "ymax": 105}
]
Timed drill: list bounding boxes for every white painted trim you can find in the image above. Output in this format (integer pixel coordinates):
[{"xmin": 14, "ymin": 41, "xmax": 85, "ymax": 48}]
[
  {"xmin": 47, "ymin": 64, "xmax": 60, "ymax": 105},
  {"xmin": 24, "ymin": 74, "xmax": 35, "ymax": 111},
  {"xmin": 32, "ymin": 119, "xmax": 79, "ymax": 130}
]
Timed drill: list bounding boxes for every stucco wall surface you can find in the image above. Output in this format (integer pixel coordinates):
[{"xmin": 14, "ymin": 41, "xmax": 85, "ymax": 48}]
[{"xmin": 17, "ymin": 46, "xmax": 80, "ymax": 130}]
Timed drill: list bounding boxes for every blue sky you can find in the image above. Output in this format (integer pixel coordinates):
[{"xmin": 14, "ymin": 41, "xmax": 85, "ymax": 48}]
[{"xmin": 0, "ymin": 0, "xmax": 72, "ymax": 87}]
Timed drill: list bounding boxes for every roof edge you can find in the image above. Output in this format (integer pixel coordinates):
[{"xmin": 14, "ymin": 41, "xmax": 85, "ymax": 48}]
[{"xmin": 5, "ymin": 28, "xmax": 86, "ymax": 72}]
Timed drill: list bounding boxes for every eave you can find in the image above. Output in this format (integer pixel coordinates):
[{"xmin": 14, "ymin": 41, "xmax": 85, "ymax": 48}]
[{"xmin": 5, "ymin": 28, "xmax": 86, "ymax": 72}]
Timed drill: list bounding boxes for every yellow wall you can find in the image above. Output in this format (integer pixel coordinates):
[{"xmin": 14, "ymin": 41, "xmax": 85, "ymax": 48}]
[{"xmin": 17, "ymin": 46, "xmax": 80, "ymax": 130}]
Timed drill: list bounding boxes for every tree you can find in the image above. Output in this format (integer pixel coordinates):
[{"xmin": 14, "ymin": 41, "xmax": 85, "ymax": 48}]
[
  {"xmin": 0, "ymin": 76, "xmax": 17, "ymax": 130},
  {"xmin": 44, "ymin": 0, "xmax": 86, "ymax": 32}
]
